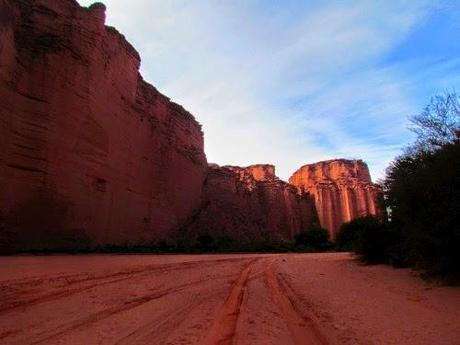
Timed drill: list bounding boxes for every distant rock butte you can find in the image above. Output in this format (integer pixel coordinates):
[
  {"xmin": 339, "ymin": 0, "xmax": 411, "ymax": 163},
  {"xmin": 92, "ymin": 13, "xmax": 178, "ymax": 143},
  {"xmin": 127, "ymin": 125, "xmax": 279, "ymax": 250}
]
[
  {"xmin": 289, "ymin": 159, "xmax": 381, "ymax": 239},
  {"xmin": 0, "ymin": 0, "xmax": 379, "ymax": 248},
  {"xmin": 185, "ymin": 164, "xmax": 318, "ymax": 242}
]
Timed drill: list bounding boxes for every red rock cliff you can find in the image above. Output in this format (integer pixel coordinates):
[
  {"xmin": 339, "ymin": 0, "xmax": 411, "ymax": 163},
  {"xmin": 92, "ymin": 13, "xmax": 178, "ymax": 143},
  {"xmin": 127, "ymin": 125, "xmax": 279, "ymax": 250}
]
[
  {"xmin": 184, "ymin": 164, "xmax": 318, "ymax": 242},
  {"xmin": 0, "ymin": 0, "xmax": 207, "ymax": 245},
  {"xmin": 289, "ymin": 159, "xmax": 381, "ymax": 239}
]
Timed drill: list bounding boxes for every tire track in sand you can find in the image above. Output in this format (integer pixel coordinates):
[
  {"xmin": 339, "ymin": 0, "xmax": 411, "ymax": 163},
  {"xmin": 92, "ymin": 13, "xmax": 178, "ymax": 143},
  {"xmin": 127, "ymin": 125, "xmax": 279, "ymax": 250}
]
[
  {"xmin": 0, "ymin": 257, "xmax": 249, "ymax": 313},
  {"xmin": 27, "ymin": 272, "xmax": 236, "ymax": 345},
  {"xmin": 203, "ymin": 260, "xmax": 255, "ymax": 345},
  {"xmin": 265, "ymin": 259, "xmax": 328, "ymax": 345},
  {"xmin": 113, "ymin": 288, "xmax": 225, "ymax": 345}
]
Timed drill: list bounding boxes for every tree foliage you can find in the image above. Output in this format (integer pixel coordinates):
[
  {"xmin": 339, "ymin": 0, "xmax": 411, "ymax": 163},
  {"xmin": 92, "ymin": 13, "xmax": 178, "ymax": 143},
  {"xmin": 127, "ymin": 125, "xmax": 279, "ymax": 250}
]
[
  {"xmin": 383, "ymin": 143, "xmax": 460, "ymax": 277},
  {"xmin": 408, "ymin": 90, "xmax": 460, "ymax": 152},
  {"xmin": 338, "ymin": 91, "xmax": 460, "ymax": 283},
  {"xmin": 295, "ymin": 227, "xmax": 331, "ymax": 251},
  {"xmin": 336, "ymin": 216, "xmax": 378, "ymax": 252},
  {"xmin": 374, "ymin": 90, "xmax": 460, "ymax": 282}
]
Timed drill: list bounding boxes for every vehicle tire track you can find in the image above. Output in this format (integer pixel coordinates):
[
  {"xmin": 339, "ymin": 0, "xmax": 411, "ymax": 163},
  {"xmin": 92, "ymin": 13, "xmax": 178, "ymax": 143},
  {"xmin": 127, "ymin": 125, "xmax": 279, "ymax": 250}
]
[
  {"xmin": 113, "ymin": 302, "xmax": 194, "ymax": 345},
  {"xmin": 0, "ymin": 257, "xmax": 251, "ymax": 313},
  {"xmin": 114, "ymin": 289, "xmax": 225, "ymax": 345},
  {"xmin": 203, "ymin": 260, "xmax": 255, "ymax": 345},
  {"xmin": 27, "ymin": 271, "xmax": 239, "ymax": 345},
  {"xmin": 265, "ymin": 259, "xmax": 328, "ymax": 345},
  {"xmin": 0, "ymin": 257, "xmax": 248, "ymax": 290}
]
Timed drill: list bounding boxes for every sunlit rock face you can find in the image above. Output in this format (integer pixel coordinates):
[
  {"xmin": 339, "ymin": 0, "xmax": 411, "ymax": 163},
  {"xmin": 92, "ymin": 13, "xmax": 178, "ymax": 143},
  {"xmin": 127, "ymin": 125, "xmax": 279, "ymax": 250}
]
[
  {"xmin": 289, "ymin": 159, "xmax": 381, "ymax": 240},
  {"xmin": 0, "ymin": 0, "xmax": 207, "ymax": 245},
  {"xmin": 184, "ymin": 164, "xmax": 319, "ymax": 242},
  {"xmin": 0, "ymin": 0, "xmax": 378, "ymax": 249}
]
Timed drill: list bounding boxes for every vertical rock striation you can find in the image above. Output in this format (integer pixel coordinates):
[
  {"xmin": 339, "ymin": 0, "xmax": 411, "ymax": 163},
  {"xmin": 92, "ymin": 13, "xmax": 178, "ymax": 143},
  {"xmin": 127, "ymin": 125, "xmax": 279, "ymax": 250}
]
[
  {"xmin": 289, "ymin": 159, "xmax": 381, "ymax": 239},
  {"xmin": 0, "ymin": 0, "xmax": 207, "ymax": 245},
  {"xmin": 184, "ymin": 164, "xmax": 318, "ymax": 242}
]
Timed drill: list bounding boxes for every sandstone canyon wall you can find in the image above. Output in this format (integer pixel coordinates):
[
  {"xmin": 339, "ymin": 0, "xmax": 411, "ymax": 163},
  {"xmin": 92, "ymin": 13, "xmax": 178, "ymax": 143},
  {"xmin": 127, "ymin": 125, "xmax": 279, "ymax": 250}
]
[
  {"xmin": 0, "ymin": 0, "xmax": 207, "ymax": 246},
  {"xmin": 0, "ymin": 0, "xmax": 322, "ymax": 250},
  {"xmin": 183, "ymin": 164, "xmax": 318, "ymax": 243},
  {"xmin": 289, "ymin": 159, "xmax": 381, "ymax": 239}
]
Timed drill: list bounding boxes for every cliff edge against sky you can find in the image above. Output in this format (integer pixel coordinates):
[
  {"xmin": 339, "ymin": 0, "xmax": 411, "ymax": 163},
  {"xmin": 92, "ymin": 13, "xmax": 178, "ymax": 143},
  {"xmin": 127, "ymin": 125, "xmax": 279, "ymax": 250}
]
[{"xmin": 0, "ymin": 0, "xmax": 380, "ymax": 249}]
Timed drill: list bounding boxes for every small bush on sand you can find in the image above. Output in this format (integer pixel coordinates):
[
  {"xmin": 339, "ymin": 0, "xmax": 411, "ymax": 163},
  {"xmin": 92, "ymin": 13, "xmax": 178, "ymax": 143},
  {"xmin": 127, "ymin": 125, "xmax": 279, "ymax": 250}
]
[
  {"xmin": 196, "ymin": 233, "xmax": 217, "ymax": 252},
  {"xmin": 295, "ymin": 227, "xmax": 331, "ymax": 251},
  {"xmin": 336, "ymin": 216, "xmax": 396, "ymax": 265}
]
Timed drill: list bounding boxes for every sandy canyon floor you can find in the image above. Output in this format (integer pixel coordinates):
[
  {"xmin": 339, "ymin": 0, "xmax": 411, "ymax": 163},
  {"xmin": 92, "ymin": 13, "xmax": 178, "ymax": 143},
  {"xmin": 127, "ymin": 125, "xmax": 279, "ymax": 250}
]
[{"xmin": 0, "ymin": 253, "xmax": 458, "ymax": 345}]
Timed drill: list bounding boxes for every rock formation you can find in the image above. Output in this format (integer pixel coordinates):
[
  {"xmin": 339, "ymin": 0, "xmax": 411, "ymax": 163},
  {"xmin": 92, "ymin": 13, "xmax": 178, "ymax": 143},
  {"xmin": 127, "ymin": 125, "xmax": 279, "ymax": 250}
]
[
  {"xmin": 0, "ymin": 0, "xmax": 322, "ymax": 249},
  {"xmin": 184, "ymin": 164, "xmax": 318, "ymax": 243},
  {"xmin": 0, "ymin": 0, "xmax": 381, "ymax": 250},
  {"xmin": 289, "ymin": 159, "xmax": 381, "ymax": 239},
  {"xmin": 0, "ymin": 0, "xmax": 207, "ymax": 246}
]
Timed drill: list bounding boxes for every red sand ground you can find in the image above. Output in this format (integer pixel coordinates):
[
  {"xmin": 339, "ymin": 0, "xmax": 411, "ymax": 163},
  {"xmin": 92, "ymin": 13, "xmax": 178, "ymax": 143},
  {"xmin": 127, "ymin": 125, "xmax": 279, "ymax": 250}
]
[{"xmin": 0, "ymin": 253, "xmax": 458, "ymax": 344}]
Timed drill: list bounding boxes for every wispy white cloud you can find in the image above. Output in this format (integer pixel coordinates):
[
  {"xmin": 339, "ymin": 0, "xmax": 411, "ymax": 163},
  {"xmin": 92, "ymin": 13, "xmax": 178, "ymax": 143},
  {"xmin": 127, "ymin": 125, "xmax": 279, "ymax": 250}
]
[{"xmin": 77, "ymin": 0, "xmax": 458, "ymax": 181}]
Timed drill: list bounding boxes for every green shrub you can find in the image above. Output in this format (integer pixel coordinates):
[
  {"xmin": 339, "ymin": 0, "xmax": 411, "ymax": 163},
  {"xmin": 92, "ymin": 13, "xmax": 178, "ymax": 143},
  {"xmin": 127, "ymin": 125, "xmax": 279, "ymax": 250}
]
[
  {"xmin": 382, "ymin": 142, "xmax": 460, "ymax": 281},
  {"xmin": 196, "ymin": 233, "xmax": 217, "ymax": 252},
  {"xmin": 336, "ymin": 216, "xmax": 401, "ymax": 265},
  {"xmin": 336, "ymin": 219, "xmax": 361, "ymax": 252},
  {"xmin": 295, "ymin": 227, "xmax": 331, "ymax": 251},
  {"xmin": 336, "ymin": 216, "xmax": 382, "ymax": 252},
  {"xmin": 355, "ymin": 219, "xmax": 392, "ymax": 264},
  {"xmin": 88, "ymin": 2, "xmax": 106, "ymax": 10},
  {"xmin": 379, "ymin": 91, "xmax": 460, "ymax": 283},
  {"xmin": 0, "ymin": 210, "xmax": 15, "ymax": 254}
]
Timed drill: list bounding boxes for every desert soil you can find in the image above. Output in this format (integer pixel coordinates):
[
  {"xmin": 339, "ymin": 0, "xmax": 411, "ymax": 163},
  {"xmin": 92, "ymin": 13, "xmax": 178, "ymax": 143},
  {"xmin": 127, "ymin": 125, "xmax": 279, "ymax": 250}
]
[{"xmin": 0, "ymin": 253, "xmax": 458, "ymax": 345}]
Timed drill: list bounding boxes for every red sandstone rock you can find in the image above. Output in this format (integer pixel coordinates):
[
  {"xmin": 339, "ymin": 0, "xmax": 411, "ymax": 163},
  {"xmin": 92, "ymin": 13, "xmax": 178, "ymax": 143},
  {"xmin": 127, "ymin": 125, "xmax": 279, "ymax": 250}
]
[
  {"xmin": 0, "ymin": 0, "xmax": 379, "ymax": 250},
  {"xmin": 0, "ymin": 0, "xmax": 207, "ymax": 245},
  {"xmin": 289, "ymin": 159, "xmax": 381, "ymax": 239},
  {"xmin": 184, "ymin": 164, "xmax": 318, "ymax": 242}
]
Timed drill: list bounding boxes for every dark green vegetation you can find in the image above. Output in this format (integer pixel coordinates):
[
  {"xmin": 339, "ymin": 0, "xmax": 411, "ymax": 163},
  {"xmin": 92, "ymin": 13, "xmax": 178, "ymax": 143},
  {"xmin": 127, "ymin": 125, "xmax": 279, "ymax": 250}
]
[
  {"xmin": 337, "ymin": 91, "xmax": 460, "ymax": 283},
  {"xmin": 0, "ymin": 198, "xmax": 332, "ymax": 254},
  {"xmin": 88, "ymin": 2, "xmax": 106, "ymax": 10},
  {"xmin": 94, "ymin": 228, "xmax": 332, "ymax": 254},
  {"xmin": 0, "ymin": 188, "xmax": 330, "ymax": 254},
  {"xmin": 294, "ymin": 227, "xmax": 332, "ymax": 251},
  {"xmin": 0, "ymin": 232, "xmax": 333, "ymax": 255}
]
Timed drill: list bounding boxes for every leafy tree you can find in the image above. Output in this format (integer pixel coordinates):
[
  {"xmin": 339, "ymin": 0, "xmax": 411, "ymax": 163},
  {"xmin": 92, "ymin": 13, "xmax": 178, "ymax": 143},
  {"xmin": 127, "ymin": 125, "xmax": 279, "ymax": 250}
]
[
  {"xmin": 336, "ymin": 216, "xmax": 375, "ymax": 252},
  {"xmin": 336, "ymin": 216, "xmax": 398, "ymax": 264},
  {"xmin": 196, "ymin": 233, "xmax": 216, "ymax": 252},
  {"xmin": 0, "ymin": 211, "xmax": 14, "ymax": 254},
  {"xmin": 295, "ymin": 227, "xmax": 331, "ymax": 251},
  {"xmin": 88, "ymin": 2, "xmax": 106, "ymax": 10},
  {"xmin": 359, "ymin": 91, "xmax": 460, "ymax": 282},
  {"xmin": 382, "ymin": 142, "xmax": 460, "ymax": 279},
  {"xmin": 408, "ymin": 90, "xmax": 460, "ymax": 152}
]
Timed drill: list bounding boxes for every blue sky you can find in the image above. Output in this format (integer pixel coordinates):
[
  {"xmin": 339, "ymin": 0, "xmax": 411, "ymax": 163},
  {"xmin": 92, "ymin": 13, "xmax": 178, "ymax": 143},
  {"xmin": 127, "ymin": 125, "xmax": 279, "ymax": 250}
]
[{"xmin": 77, "ymin": 0, "xmax": 460, "ymax": 181}]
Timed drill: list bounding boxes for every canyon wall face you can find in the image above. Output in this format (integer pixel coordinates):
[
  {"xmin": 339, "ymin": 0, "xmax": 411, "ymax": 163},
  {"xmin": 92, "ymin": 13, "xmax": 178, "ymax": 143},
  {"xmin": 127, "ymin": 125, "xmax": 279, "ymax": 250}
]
[
  {"xmin": 184, "ymin": 164, "xmax": 318, "ymax": 243},
  {"xmin": 0, "ymin": 0, "xmax": 207, "ymax": 246},
  {"xmin": 0, "ymin": 0, "xmax": 377, "ymax": 250},
  {"xmin": 289, "ymin": 159, "xmax": 381, "ymax": 239}
]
